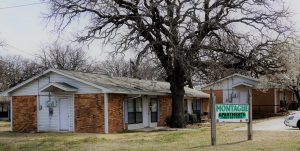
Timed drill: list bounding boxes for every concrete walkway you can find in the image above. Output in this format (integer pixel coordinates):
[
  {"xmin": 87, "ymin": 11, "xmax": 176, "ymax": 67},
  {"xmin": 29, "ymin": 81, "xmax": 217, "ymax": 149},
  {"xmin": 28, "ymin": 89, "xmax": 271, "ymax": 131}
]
[{"xmin": 234, "ymin": 116, "xmax": 300, "ymax": 131}]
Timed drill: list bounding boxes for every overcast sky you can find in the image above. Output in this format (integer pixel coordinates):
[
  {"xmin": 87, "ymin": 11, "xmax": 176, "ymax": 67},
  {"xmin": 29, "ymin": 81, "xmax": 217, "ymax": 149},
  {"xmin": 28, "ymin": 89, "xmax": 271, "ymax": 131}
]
[{"xmin": 0, "ymin": 0, "xmax": 300, "ymax": 60}]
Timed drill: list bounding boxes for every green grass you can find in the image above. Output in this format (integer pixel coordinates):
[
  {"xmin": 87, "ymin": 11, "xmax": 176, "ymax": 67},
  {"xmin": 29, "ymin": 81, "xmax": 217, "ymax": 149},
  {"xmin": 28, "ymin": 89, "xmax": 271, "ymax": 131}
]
[{"xmin": 0, "ymin": 121, "xmax": 298, "ymax": 151}]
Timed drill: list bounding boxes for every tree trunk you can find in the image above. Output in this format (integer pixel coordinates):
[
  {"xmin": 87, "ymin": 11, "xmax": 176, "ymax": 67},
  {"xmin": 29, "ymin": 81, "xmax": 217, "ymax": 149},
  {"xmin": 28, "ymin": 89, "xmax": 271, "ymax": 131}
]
[
  {"xmin": 167, "ymin": 60, "xmax": 186, "ymax": 128},
  {"xmin": 169, "ymin": 79, "xmax": 185, "ymax": 128}
]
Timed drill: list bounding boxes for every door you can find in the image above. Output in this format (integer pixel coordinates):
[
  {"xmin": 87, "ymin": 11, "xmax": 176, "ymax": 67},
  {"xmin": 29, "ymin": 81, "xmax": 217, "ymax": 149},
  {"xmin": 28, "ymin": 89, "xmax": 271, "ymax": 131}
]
[
  {"xmin": 59, "ymin": 98, "xmax": 70, "ymax": 131},
  {"xmin": 150, "ymin": 99, "xmax": 158, "ymax": 123}
]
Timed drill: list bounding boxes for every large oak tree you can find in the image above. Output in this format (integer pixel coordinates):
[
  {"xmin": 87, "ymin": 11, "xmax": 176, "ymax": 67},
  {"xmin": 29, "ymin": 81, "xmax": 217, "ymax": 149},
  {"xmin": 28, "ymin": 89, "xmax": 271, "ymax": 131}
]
[{"xmin": 47, "ymin": 0, "xmax": 293, "ymax": 127}]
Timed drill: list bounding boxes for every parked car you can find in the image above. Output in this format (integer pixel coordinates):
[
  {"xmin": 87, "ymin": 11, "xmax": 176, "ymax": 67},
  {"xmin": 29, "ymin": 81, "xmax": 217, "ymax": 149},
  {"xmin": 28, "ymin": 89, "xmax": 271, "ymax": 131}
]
[{"xmin": 284, "ymin": 111, "xmax": 300, "ymax": 129}]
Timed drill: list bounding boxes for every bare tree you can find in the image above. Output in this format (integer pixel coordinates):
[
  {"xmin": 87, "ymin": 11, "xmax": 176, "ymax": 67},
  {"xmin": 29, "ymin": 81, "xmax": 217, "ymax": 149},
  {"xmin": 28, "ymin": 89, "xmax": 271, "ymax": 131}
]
[
  {"xmin": 38, "ymin": 43, "xmax": 96, "ymax": 72},
  {"xmin": 98, "ymin": 56, "xmax": 132, "ymax": 77},
  {"xmin": 261, "ymin": 41, "xmax": 300, "ymax": 105},
  {"xmin": 0, "ymin": 40, "xmax": 4, "ymax": 47},
  {"xmin": 130, "ymin": 54, "xmax": 166, "ymax": 80},
  {"xmin": 0, "ymin": 56, "xmax": 43, "ymax": 91},
  {"xmin": 0, "ymin": 33, "xmax": 5, "ymax": 47},
  {"xmin": 194, "ymin": 35, "xmax": 288, "ymax": 85},
  {"xmin": 47, "ymin": 0, "xmax": 293, "ymax": 127},
  {"xmin": 98, "ymin": 55, "xmax": 165, "ymax": 80}
]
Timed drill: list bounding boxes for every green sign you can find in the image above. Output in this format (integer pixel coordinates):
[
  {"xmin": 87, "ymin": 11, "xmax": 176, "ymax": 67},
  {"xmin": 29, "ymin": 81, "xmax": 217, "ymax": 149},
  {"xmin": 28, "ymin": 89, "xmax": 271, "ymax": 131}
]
[{"xmin": 216, "ymin": 104, "xmax": 249, "ymax": 123}]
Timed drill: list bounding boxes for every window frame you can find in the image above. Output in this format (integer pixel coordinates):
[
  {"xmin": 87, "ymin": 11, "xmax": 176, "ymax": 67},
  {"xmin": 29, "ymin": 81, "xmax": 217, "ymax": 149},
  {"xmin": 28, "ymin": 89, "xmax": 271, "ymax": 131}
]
[
  {"xmin": 150, "ymin": 98, "xmax": 158, "ymax": 123},
  {"xmin": 192, "ymin": 99, "xmax": 201, "ymax": 114},
  {"xmin": 128, "ymin": 98, "xmax": 143, "ymax": 124}
]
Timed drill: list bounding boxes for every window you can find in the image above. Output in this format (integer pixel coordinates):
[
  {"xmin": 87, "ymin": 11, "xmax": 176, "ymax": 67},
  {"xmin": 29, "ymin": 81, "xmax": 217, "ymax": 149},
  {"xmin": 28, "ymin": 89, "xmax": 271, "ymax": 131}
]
[
  {"xmin": 0, "ymin": 104, "xmax": 9, "ymax": 118},
  {"xmin": 150, "ymin": 98, "xmax": 158, "ymax": 123},
  {"xmin": 279, "ymin": 92, "xmax": 287, "ymax": 101},
  {"xmin": 279, "ymin": 93, "xmax": 283, "ymax": 101},
  {"xmin": 192, "ymin": 99, "xmax": 201, "ymax": 115},
  {"xmin": 293, "ymin": 93, "xmax": 296, "ymax": 101},
  {"xmin": 128, "ymin": 98, "xmax": 143, "ymax": 124}
]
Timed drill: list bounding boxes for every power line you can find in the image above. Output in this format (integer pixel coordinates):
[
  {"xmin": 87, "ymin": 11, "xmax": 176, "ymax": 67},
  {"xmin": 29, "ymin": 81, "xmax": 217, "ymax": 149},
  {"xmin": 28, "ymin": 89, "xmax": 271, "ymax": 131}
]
[
  {"xmin": 0, "ymin": 2, "xmax": 47, "ymax": 10},
  {"xmin": 5, "ymin": 44, "xmax": 34, "ymax": 56}
]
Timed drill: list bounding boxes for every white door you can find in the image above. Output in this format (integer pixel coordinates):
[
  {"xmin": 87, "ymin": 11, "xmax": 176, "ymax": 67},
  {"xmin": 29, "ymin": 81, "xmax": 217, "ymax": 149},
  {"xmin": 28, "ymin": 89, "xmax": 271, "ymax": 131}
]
[
  {"xmin": 149, "ymin": 98, "xmax": 158, "ymax": 127},
  {"xmin": 59, "ymin": 99, "xmax": 70, "ymax": 131}
]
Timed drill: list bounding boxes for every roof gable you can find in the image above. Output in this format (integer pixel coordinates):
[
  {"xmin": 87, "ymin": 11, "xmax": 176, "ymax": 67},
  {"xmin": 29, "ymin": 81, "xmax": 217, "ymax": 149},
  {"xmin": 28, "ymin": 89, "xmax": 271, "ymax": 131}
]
[
  {"xmin": 2, "ymin": 69, "xmax": 110, "ymax": 95},
  {"xmin": 201, "ymin": 74, "xmax": 259, "ymax": 90}
]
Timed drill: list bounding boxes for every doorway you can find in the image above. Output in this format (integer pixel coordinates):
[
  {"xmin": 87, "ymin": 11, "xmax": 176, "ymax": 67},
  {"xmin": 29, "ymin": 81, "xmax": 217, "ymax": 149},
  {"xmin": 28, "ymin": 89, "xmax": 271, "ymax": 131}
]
[{"xmin": 149, "ymin": 98, "xmax": 158, "ymax": 124}]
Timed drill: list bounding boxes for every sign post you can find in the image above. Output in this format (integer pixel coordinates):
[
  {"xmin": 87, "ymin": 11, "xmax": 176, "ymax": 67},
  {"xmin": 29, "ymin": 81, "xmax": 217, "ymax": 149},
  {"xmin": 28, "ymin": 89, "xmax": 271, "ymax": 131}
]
[
  {"xmin": 210, "ymin": 89, "xmax": 216, "ymax": 146},
  {"xmin": 248, "ymin": 89, "xmax": 253, "ymax": 140},
  {"xmin": 210, "ymin": 89, "xmax": 253, "ymax": 146}
]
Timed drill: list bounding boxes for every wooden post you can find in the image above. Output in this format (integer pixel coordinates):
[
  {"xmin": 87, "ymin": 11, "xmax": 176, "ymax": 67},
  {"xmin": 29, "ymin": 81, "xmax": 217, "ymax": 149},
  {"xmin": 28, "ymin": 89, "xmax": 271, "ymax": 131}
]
[
  {"xmin": 248, "ymin": 89, "xmax": 253, "ymax": 140},
  {"xmin": 210, "ymin": 89, "xmax": 216, "ymax": 145}
]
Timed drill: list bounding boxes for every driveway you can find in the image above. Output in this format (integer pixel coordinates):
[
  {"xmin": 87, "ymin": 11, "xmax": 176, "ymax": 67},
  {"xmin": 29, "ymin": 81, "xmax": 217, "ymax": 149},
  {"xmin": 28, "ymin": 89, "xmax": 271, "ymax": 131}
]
[{"xmin": 234, "ymin": 116, "xmax": 300, "ymax": 131}]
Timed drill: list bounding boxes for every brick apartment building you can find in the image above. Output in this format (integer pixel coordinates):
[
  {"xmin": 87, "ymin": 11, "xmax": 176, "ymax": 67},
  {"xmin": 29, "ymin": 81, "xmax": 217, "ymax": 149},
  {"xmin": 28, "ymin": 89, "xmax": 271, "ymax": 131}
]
[
  {"xmin": 201, "ymin": 74, "xmax": 296, "ymax": 115},
  {"xmin": 1, "ymin": 69, "xmax": 209, "ymax": 133}
]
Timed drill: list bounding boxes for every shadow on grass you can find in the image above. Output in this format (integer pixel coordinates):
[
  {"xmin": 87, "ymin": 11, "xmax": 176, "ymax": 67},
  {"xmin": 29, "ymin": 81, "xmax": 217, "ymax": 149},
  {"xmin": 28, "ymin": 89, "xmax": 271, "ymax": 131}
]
[{"xmin": 186, "ymin": 140, "xmax": 249, "ymax": 149}]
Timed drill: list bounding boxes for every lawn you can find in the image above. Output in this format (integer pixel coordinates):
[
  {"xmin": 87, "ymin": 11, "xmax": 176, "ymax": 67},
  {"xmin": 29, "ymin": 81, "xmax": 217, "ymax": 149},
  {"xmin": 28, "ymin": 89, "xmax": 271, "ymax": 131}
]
[{"xmin": 0, "ymin": 121, "xmax": 299, "ymax": 151}]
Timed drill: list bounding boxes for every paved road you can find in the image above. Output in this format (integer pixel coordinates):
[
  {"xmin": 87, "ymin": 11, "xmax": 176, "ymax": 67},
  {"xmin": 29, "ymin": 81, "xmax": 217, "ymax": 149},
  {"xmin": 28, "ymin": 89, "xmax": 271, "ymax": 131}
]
[{"xmin": 234, "ymin": 116, "xmax": 300, "ymax": 131}]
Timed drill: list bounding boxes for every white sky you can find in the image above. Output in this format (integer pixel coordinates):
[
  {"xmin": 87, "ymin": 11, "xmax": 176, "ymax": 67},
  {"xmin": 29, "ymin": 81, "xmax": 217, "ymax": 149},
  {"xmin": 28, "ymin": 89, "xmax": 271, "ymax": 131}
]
[{"xmin": 0, "ymin": 0, "xmax": 300, "ymax": 60}]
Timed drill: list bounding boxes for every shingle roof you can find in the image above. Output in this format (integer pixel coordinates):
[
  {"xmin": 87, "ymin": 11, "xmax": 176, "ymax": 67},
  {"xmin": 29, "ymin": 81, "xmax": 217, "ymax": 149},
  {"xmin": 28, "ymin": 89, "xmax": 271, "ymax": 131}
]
[
  {"xmin": 2, "ymin": 69, "xmax": 209, "ymax": 98},
  {"xmin": 56, "ymin": 69, "xmax": 209, "ymax": 98},
  {"xmin": 201, "ymin": 73, "xmax": 259, "ymax": 89}
]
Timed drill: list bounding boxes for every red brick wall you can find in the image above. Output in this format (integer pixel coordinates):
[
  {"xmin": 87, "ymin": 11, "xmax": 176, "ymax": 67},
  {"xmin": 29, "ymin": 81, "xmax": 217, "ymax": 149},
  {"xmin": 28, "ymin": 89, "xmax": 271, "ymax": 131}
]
[
  {"xmin": 203, "ymin": 90, "xmax": 223, "ymax": 104},
  {"xmin": 158, "ymin": 96, "xmax": 172, "ymax": 126},
  {"xmin": 12, "ymin": 96, "xmax": 37, "ymax": 132},
  {"xmin": 108, "ymin": 94, "xmax": 125, "ymax": 133},
  {"xmin": 252, "ymin": 89, "xmax": 275, "ymax": 113},
  {"xmin": 74, "ymin": 94, "xmax": 104, "ymax": 133},
  {"xmin": 214, "ymin": 90, "xmax": 223, "ymax": 104}
]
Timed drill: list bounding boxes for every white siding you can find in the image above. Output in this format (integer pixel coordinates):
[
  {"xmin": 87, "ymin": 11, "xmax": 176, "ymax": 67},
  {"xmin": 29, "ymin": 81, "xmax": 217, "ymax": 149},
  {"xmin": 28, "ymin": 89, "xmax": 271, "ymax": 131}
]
[
  {"xmin": 187, "ymin": 99, "xmax": 193, "ymax": 114},
  {"xmin": 202, "ymin": 75, "xmax": 258, "ymax": 104},
  {"xmin": 142, "ymin": 96, "xmax": 149, "ymax": 128},
  {"xmin": 38, "ymin": 95, "xmax": 74, "ymax": 132},
  {"xmin": 12, "ymin": 72, "xmax": 102, "ymax": 96},
  {"xmin": 38, "ymin": 96, "xmax": 59, "ymax": 131},
  {"xmin": 221, "ymin": 76, "xmax": 254, "ymax": 104},
  {"xmin": 69, "ymin": 95, "xmax": 75, "ymax": 131}
]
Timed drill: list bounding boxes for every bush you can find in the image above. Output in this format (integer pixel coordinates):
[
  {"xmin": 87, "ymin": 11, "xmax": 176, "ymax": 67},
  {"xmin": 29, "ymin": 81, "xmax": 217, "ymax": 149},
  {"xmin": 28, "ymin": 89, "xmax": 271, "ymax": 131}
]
[
  {"xmin": 184, "ymin": 114, "xmax": 198, "ymax": 124},
  {"xmin": 165, "ymin": 116, "xmax": 172, "ymax": 127},
  {"xmin": 189, "ymin": 114, "xmax": 198, "ymax": 124},
  {"xmin": 165, "ymin": 114, "xmax": 199, "ymax": 126},
  {"xmin": 184, "ymin": 114, "xmax": 190, "ymax": 125}
]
